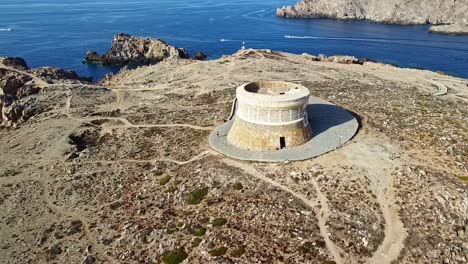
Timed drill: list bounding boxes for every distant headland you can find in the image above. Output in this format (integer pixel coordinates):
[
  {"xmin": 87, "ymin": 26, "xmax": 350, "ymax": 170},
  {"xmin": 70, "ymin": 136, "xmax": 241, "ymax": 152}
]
[{"xmin": 277, "ymin": 0, "xmax": 468, "ymax": 35}]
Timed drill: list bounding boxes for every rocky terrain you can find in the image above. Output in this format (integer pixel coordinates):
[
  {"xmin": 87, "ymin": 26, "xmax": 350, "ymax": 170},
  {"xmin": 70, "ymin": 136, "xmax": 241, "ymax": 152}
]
[
  {"xmin": 277, "ymin": 0, "xmax": 468, "ymax": 34},
  {"xmin": 84, "ymin": 33, "xmax": 205, "ymax": 66},
  {"xmin": 0, "ymin": 57, "xmax": 91, "ymax": 126},
  {"xmin": 429, "ymin": 24, "xmax": 468, "ymax": 35},
  {"xmin": 0, "ymin": 49, "xmax": 467, "ymax": 264}
]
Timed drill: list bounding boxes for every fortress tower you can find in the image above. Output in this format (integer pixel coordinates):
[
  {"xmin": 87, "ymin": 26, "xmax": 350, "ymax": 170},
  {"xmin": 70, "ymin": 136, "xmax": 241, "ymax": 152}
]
[{"xmin": 227, "ymin": 81, "xmax": 312, "ymax": 151}]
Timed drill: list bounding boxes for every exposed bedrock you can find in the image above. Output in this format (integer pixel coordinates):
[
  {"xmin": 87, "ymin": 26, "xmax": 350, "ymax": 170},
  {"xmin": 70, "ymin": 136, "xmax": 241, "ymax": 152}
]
[
  {"xmin": 429, "ymin": 23, "xmax": 468, "ymax": 35},
  {"xmin": 0, "ymin": 57, "xmax": 91, "ymax": 126},
  {"xmin": 277, "ymin": 0, "xmax": 468, "ymax": 34},
  {"xmin": 84, "ymin": 33, "xmax": 201, "ymax": 66}
]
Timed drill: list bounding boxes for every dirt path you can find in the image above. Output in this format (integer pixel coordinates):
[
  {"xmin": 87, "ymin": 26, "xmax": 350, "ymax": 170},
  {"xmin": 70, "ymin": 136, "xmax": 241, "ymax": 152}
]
[
  {"xmin": 40, "ymin": 170, "xmax": 116, "ymax": 263},
  {"xmin": 0, "ymin": 64, "xmax": 49, "ymax": 89},
  {"xmin": 64, "ymin": 95, "xmax": 214, "ymax": 131},
  {"xmin": 68, "ymin": 150, "xmax": 214, "ymax": 166},
  {"xmin": 106, "ymin": 122, "xmax": 214, "ymax": 131},
  {"xmin": 342, "ymin": 142, "xmax": 407, "ymax": 264},
  {"xmin": 222, "ymin": 158, "xmax": 346, "ymax": 264}
]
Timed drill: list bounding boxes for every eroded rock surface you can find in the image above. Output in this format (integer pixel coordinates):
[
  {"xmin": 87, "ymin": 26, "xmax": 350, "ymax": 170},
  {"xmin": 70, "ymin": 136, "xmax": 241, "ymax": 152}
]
[
  {"xmin": 84, "ymin": 33, "xmax": 191, "ymax": 66},
  {"xmin": 277, "ymin": 0, "xmax": 468, "ymax": 34},
  {"xmin": 429, "ymin": 23, "xmax": 468, "ymax": 35},
  {"xmin": 0, "ymin": 49, "xmax": 467, "ymax": 264},
  {"xmin": 0, "ymin": 57, "xmax": 91, "ymax": 126}
]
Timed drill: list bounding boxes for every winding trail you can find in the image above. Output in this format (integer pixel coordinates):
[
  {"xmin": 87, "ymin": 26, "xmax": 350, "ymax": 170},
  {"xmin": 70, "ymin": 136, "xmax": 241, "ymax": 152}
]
[
  {"xmin": 343, "ymin": 143, "xmax": 407, "ymax": 264},
  {"xmin": 64, "ymin": 96, "xmax": 213, "ymax": 131},
  {"xmin": 68, "ymin": 150, "xmax": 214, "ymax": 166},
  {"xmin": 40, "ymin": 171, "xmax": 116, "ymax": 263},
  {"xmin": 106, "ymin": 122, "xmax": 214, "ymax": 131},
  {"xmin": 0, "ymin": 64, "xmax": 49, "ymax": 89},
  {"xmin": 222, "ymin": 158, "xmax": 346, "ymax": 264},
  {"xmin": 366, "ymin": 169, "xmax": 407, "ymax": 264}
]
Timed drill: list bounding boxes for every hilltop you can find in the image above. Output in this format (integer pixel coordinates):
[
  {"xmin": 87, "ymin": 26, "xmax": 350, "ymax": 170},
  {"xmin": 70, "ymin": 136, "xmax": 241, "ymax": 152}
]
[{"xmin": 0, "ymin": 50, "xmax": 467, "ymax": 263}]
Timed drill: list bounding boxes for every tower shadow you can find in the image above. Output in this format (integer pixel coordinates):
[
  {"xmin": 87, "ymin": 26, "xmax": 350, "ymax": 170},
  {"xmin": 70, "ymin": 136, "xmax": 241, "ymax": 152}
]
[{"xmin": 307, "ymin": 103, "xmax": 358, "ymax": 137}]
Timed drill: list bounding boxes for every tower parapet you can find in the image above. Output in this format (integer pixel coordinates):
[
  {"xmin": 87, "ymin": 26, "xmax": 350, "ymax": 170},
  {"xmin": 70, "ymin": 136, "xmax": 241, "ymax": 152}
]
[{"xmin": 227, "ymin": 81, "xmax": 313, "ymax": 151}]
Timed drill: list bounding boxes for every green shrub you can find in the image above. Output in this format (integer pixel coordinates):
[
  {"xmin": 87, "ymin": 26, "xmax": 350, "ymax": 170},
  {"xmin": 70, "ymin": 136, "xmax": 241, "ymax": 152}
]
[
  {"xmin": 153, "ymin": 170, "xmax": 164, "ymax": 176},
  {"xmin": 193, "ymin": 227, "xmax": 207, "ymax": 237},
  {"xmin": 187, "ymin": 187, "xmax": 208, "ymax": 205},
  {"xmin": 166, "ymin": 186, "xmax": 178, "ymax": 193},
  {"xmin": 233, "ymin": 182, "xmax": 243, "ymax": 190},
  {"xmin": 209, "ymin": 246, "xmax": 228, "ymax": 257},
  {"xmin": 212, "ymin": 218, "xmax": 227, "ymax": 227},
  {"xmin": 230, "ymin": 246, "xmax": 245, "ymax": 258},
  {"xmin": 458, "ymin": 176, "xmax": 468, "ymax": 181},
  {"xmin": 174, "ymin": 179, "xmax": 183, "ymax": 185},
  {"xmin": 192, "ymin": 237, "xmax": 202, "ymax": 247},
  {"xmin": 161, "ymin": 248, "xmax": 187, "ymax": 264},
  {"xmin": 160, "ymin": 175, "xmax": 172, "ymax": 185}
]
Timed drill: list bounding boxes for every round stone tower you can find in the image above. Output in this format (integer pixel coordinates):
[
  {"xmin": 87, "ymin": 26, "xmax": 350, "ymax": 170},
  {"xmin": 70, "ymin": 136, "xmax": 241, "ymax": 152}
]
[{"xmin": 227, "ymin": 81, "xmax": 312, "ymax": 151}]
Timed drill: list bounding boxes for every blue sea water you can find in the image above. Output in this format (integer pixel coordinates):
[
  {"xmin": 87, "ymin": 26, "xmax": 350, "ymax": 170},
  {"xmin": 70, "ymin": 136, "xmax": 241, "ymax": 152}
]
[{"xmin": 1, "ymin": 0, "xmax": 468, "ymax": 81}]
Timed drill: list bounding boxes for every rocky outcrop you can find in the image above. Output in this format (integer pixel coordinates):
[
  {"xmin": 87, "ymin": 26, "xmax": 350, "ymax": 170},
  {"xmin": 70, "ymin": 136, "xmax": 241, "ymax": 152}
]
[
  {"xmin": 0, "ymin": 57, "xmax": 91, "ymax": 126},
  {"xmin": 84, "ymin": 33, "xmax": 191, "ymax": 66},
  {"xmin": 277, "ymin": 0, "xmax": 468, "ymax": 34},
  {"xmin": 192, "ymin": 52, "xmax": 207, "ymax": 61},
  {"xmin": 301, "ymin": 53, "xmax": 368, "ymax": 65},
  {"xmin": 30, "ymin": 67, "xmax": 92, "ymax": 83},
  {"xmin": 0, "ymin": 57, "xmax": 28, "ymax": 70},
  {"xmin": 0, "ymin": 67, "xmax": 40, "ymax": 125},
  {"xmin": 429, "ymin": 23, "xmax": 468, "ymax": 35}
]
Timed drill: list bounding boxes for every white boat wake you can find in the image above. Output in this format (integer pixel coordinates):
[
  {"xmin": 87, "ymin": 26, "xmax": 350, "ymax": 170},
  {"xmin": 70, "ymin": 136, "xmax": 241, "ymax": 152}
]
[
  {"xmin": 283, "ymin": 35, "xmax": 468, "ymax": 51},
  {"xmin": 284, "ymin": 35, "xmax": 388, "ymax": 43},
  {"xmin": 0, "ymin": 28, "xmax": 13, "ymax": 32},
  {"xmin": 220, "ymin": 38, "xmax": 239, "ymax": 42},
  {"xmin": 242, "ymin": 9, "xmax": 267, "ymax": 18}
]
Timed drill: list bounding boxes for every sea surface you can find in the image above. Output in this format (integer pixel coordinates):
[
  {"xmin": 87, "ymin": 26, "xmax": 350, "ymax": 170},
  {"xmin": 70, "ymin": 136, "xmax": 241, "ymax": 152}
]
[{"xmin": 1, "ymin": 0, "xmax": 468, "ymax": 81}]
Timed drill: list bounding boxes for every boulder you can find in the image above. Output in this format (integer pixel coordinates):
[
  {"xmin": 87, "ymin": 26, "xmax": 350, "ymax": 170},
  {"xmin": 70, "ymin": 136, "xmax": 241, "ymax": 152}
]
[
  {"xmin": 84, "ymin": 33, "xmax": 192, "ymax": 66},
  {"xmin": 0, "ymin": 57, "xmax": 29, "ymax": 70},
  {"xmin": 193, "ymin": 52, "xmax": 207, "ymax": 61},
  {"xmin": 326, "ymin": 55, "xmax": 364, "ymax": 65},
  {"xmin": 84, "ymin": 51, "xmax": 104, "ymax": 64},
  {"xmin": 302, "ymin": 53, "xmax": 365, "ymax": 65}
]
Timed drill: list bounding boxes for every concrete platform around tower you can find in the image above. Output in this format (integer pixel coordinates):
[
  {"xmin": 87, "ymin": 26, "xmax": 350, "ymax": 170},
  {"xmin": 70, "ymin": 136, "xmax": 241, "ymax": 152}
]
[{"xmin": 209, "ymin": 96, "xmax": 359, "ymax": 162}]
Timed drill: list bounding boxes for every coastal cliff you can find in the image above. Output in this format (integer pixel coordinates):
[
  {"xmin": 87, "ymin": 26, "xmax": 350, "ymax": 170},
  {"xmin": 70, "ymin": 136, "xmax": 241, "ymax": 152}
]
[{"xmin": 277, "ymin": 0, "xmax": 468, "ymax": 34}]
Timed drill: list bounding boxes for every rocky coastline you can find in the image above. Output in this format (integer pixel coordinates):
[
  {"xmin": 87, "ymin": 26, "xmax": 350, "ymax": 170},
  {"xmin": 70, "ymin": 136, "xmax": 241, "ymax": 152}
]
[
  {"xmin": 429, "ymin": 24, "xmax": 468, "ymax": 35},
  {"xmin": 84, "ymin": 33, "xmax": 206, "ymax": 66},
  {"xmin": 277, "ymin": 0, "xmax": 468, "ymax": 35},
  {"xmin": 0, "ymin": 57, "xmax": 91, "ymax": 126}
]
